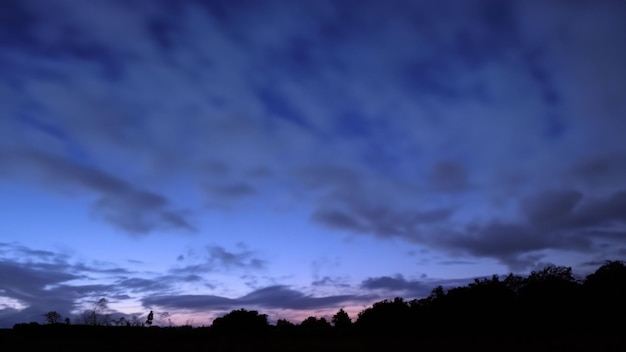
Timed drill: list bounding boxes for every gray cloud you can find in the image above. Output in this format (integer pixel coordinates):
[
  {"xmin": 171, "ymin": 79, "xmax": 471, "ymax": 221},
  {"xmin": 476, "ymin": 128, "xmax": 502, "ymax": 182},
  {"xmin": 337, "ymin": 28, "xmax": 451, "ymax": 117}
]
[
  {"xmin": 116, "ymin": 278, "xmax": 172, "ymax": 294},
  {"xmin": 361, "ymin": 275, "xmax": 429, "ymax": 296},
  {"xmin": 208, "ymin": 245, "xmax": 265, "ymax": 270},
  {"xmin": 521, "ymin": 189, "xmax": 583, "ymax": 229},
  {"xmin": 0, "ymin": 258, "xmax": 82, "ymax": 327},
  {"xmin": 312, "ymin": 200, "xmax": 453, "ymax": 240},
  {"xmin": 0, "ymin": 243, "xmax": 214, "ymax": 327},
  {"xmin": 569, "ymin": 152, "xmax": 626, "ymax": 189},
  {"xmin": 435, "ymin": 189, "xmax": 626, "ymax": 269},
  {"xmin": 171, "ymin": 245, "xmax": 266, "ymax": 275},
  {"xmin": 143, "ymin": 285, "xmax": 371, "ymax": 311},
  {"xmin": 428, "ymin": 160, "xmax": 470, "ymax": 193},
  {"xmin": 0, "ymin": 149, "xmax": 195, "ymax": 235},
  {"xmin": 360, "ymin": 274, "xmax": 476, "ymax": 299},
  {"xmin": 311, "ymin": 276, "xmax": 350, "ymax": 288},
  {"xmin": 206, "ymin": 183, "xmax": 257, "ymax": 199}
]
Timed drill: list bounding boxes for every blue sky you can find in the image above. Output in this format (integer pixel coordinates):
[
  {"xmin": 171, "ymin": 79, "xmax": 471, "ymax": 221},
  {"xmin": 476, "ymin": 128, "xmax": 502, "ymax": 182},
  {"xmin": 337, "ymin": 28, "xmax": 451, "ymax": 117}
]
[{"xmin": 1, "ymin": 0, "xmax": 626, "ymax": 327}]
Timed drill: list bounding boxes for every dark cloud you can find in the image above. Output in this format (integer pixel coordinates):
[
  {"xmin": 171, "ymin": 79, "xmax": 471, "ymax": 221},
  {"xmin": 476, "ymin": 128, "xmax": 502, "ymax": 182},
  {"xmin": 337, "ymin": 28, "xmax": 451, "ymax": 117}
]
[
  {"xmin": 170, "ymin": 245, "xmax": 266, "ymax": 275},
  {"xmin": 360, "ymin": 275, "xmax": 476, "ymax": 299},
  {"xmin": 519, "ymin": 189, "xmax": 626, "ymax": 232},
  {"xmin": 428, "ymin": 160, "xmax": 470, "ymax": 193},
  {"xmin": 313, "ymin": 203, "xmax": 453, "ymax": 239},
  {"xmin": 570, "ymin": 190, "xmax": 626, "ymax": 229},
  {"xmin": 569, "ymin": 152, "xmax": 626, "ymax": 189},
  {"xmin": 521, "ymin": 189, "xmax": 583, "ymax": 229},
  {"xmin": 313, "ymin": 208, "xmax": 367, "ymax": 234},
  {"xmin": 434, "ymin": 189, "xmax": 626, "ymax": 269},
  {"xmin": 206, "ymin": 183, "xmax": 256, "ymax": 199},
  {"xmin": 143, "ymin": 294, "xmax": 233, "ymax": 311},
  {"xmin": 201, "ymin": 160, "xmax": 231, "ymax": 177},
  {"xmin": 0, "ymin": 149, "xmax": 195, "ymax": 235},
  {"xmin": 116, "ymin": 278, "xmax": 171, "ymax": 294},
  {"xmin": 304, "ymin": 164, "xmax": 455, "ymax": 240},
  {"xmin": 208, "ymin": 245, "xmax": 265, "ymax": 270},
  {"xmin": 311, "ymin": 276, "xmax": 350, "ymax": 288},
  {"xmin": 240, "ymin": 285, "xmax": 364, "ymax": 310},
  {"xmin": 361, "ymin": 275, "xmax": 429, "ymax": 297},
  {"xmin": 0, "ymin": 259, "xmax": 81, "ymax": 327},
  {"xmin": 6, "ymin": 243, "xmax": 57, "ymax": 259},
  {"xmin": 143, "ymin": 285, "xmax": 370, "ymax": 311},
  {"xmin": 0, "ymin": 243, "xmax": 216, "ymax": 327},
  {"xmin": 296, "ymin": 164, "xmax": 361, "ymax": 190}
]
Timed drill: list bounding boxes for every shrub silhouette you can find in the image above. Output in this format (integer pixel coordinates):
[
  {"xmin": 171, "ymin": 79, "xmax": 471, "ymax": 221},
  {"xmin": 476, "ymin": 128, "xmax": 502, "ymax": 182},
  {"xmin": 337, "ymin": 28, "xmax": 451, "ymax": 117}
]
[
  {"xmin": 211, "ymin": 308, "xmax": 269, "ymax": 335},
  {"xmin": 145, "ymin": 310, "xmax": 154, "ymax": 327}
]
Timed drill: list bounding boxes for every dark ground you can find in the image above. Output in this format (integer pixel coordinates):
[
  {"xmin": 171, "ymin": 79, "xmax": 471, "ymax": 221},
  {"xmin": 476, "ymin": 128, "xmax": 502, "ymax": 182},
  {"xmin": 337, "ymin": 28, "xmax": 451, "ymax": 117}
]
[{"xmin": 2, "ymin": 326, "xmax": 626, "ymax": 352}]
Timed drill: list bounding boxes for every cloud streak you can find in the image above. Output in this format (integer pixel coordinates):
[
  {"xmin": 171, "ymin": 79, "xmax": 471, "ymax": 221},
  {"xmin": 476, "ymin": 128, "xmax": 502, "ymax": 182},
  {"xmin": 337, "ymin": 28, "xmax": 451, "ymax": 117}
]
[
  {"xmin": 0, "ymin": 149, "xmax": 194, "ymax": 234},
  {"xmin": 143, "ymin": 285, "xmax": 371, "ymax": 311}
]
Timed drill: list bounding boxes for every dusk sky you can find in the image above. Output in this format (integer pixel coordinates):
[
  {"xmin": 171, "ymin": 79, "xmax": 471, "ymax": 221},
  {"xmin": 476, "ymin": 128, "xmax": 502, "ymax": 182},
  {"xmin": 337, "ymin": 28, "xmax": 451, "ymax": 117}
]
[{"xmin": 1, "ymin": 0, "xmax": 626, "ymax": 327}]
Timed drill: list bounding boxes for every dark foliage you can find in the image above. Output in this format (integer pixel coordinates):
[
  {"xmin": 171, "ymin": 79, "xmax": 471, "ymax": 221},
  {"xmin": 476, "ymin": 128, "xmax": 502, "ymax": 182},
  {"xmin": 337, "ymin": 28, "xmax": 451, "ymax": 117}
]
[
  {"xmin": 331, "ymin": 308, "xmax": 352, "ymax": 333},
  {"xmin": 211, "ymin": 308, "xmax": 269, "ymax": 336},
  {"xmin": 6, "ymin": 261, "xmax": 626, "ymax": 351}
]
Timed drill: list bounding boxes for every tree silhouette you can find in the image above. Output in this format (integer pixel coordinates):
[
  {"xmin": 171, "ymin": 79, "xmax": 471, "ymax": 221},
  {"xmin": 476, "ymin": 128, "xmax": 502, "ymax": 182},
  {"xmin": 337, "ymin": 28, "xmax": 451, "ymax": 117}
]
[
  {"xmin": 42, "ymin": 311, "xmax": 62, "ymax": 324},
  {"xmin": 211, "ymin": 309, "xmax": 269, "ymax": 335},
  {"xmin": 518, "ymin": 265, "xmax": 580, "ymax": 333},
  {"xmin": 331, "ymin": 308, "xmax": 352, "ymax": 331},
  {"xmin": 583, "ymin": 260, "xmax": 626, "ymax": 332},
  {"xmin": 276, "ymin": 318, "xmax": 296, "ymax": 335},
  {"xmin": 356, "ymin": 297, "xmax": 411, "ymax": 335},
  {"xmin": 300, "ymin": 316, "xmax": 331, "ymax": 336},
  {"xmin": 81, "ymin": 298, "xmax": 110, "ymax": 325}
]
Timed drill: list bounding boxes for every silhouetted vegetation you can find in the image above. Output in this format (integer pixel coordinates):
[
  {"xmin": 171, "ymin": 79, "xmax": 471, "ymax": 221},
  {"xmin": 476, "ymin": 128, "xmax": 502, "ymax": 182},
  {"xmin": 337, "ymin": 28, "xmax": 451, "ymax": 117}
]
[
  {"xmin": 42, "ymin": 311, "xmax": 62, "ymax": 325},
  {"xmin": 4, "ymin": 261, "xmax": 626, "ymax": 351},
  {"xmin": 211, "ymin": 308, "xmax": 269, "ymax": 335}
]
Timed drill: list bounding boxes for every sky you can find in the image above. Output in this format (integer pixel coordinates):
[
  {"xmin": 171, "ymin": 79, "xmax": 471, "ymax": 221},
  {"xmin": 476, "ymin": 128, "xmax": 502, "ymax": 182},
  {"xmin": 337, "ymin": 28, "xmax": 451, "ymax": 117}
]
[{"xmin": 1, "ymin": 0, "xmax": 626, "ymax": 327}]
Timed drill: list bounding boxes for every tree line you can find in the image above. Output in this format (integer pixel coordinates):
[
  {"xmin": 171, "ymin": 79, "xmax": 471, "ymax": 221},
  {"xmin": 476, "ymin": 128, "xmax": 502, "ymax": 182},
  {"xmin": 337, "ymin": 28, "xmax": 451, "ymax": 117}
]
[{"xmin": 13, "ymin": 260, "xmax": 626, "ymax": 338}]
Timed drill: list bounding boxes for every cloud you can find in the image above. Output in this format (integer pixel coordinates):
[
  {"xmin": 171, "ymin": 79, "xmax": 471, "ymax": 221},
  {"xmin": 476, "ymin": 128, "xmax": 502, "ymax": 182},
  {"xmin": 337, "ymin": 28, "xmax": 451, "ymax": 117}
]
[
  {"xmin": 521, "ymin": 189, "xmax": 583, "ymax": 229},
  {"xmin": 434, "ymin": 189, "xmax": 626, "ymax": 269},
  {"xmin": 311, "ymin": 276, "xmax": 350, "ymax": 288},
  {"xmin": 205, "ymin": 183, "xmax": 257, "ymax": 199},
  {"xmin": 569, "ymin": 152, "xmax": 626, "ymax": 190},
  {"xmin": 170, "ymin": 245, "xmax": 266, "ymax": 275},
  {"xmin": 0, "ymin": 257, "xmax": 82, "ymax": 327},
  {"xmin": 302, "ymin": 164, "xmax": 455, "ymax": 239},
  {"xmin": 312, "ymin": 197, "xmax": 454, "ymax": 240},
  {"xmin": 428, "ymin": 160, "xmax": 470, "ymax": 193},
  {"xmin": 360, "ymin": 274, "xmax": 477, "ymax": 299},
  {"xmin": 143, "ymin": 285, "xmax": 371, "ymax": 311},
  {"xmin": 0, "ymin": 149, "xmax": 195, "ymax": 235},
  {"xmin": 116, "ymin": 278, "xmax": 172, "ymax": 294},
  {"xmin": 0, "ymin": 243, "xmax": 214, "ymax": 327},
  {"xmin": 361, "ymin": 275, "xmax": 429, "ymax": 296},
  {"xmin": 310, "ymin": 184, "xmax": 626, "ymax": 270},
  {"xmin": 208, "ymin": 245, "xmax": 266, "ymax": 270}
]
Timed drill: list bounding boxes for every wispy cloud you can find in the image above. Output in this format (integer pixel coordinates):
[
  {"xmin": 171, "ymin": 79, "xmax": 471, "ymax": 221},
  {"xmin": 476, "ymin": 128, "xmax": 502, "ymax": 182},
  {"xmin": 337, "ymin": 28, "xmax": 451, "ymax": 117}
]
[{"xmin": 0, "ymin": 149, "xmax": 195, "ymax": 235}]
